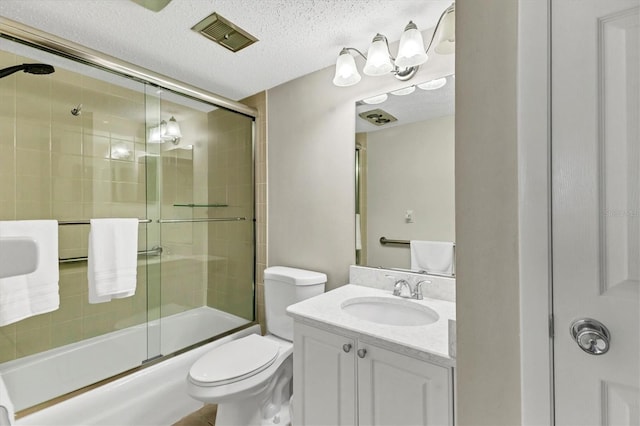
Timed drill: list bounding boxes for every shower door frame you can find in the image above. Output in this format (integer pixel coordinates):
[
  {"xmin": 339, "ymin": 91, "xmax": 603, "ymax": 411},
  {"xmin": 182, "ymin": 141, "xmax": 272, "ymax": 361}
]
[{"xmin": 0, "ymin": 15, "xmax": 260, "ymax": 418}]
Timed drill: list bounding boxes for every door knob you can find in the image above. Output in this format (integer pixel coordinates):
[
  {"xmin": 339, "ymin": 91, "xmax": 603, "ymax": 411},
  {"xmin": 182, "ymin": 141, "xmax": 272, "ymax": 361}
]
[
  {"xmin": 570, "ymin": 318, "xmax": 610, "ymax": 355},
  {"xmin": 357, "ymin": 348, "xmax": 367, "ymax": 358},
  {"xmin": 342, "ymin": 343, "xmax": 352, "ymax": 353}
]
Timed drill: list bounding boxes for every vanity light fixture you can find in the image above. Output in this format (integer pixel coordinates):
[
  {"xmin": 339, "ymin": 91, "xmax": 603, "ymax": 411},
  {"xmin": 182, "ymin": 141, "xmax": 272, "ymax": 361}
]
[
  {"xmin": 148, "ymin": 116, "xmax": 182, "ymax": 144},
  {"xmin": 332, "ymin": 2, "xmax": 455, "ymax": 87}
]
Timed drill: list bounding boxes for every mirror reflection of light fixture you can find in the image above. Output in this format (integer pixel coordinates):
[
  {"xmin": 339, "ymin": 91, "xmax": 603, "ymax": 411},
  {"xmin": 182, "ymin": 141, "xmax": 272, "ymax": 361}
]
[
  {"xmin": 332, "ymin": 2, "xmax": 455, "ymax": 87},
  {"xmin": 362, "ymin": 93, "xmax": 389, "ymax": 105},
  {"xmin": 417, "ymin": 77, "xmax": 448, "ymax": 90},
  {"xmin": 147, "ymin": 116, "xmax": 182, "ymax": 145}
]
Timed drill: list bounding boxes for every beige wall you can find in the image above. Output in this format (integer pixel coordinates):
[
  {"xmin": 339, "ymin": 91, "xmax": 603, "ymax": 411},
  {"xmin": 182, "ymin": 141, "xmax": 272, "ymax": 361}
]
[
  {"xmin": 365, "ymin": 115, "xmax": 455, "ymax": 269},
  {"xmin": 267, "ymin": 36, "xmax": 454, "ymax": 290},
  {"xmin": 455, "ymin": 0, "xmax": 521, "ymax": 424}
]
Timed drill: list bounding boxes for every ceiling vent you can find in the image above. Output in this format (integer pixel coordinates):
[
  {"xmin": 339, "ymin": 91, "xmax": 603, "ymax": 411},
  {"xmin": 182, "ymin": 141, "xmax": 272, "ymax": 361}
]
[
  {"xmin": 192, "ymin": 13, "xmax": 258, "ymax": 53},
  {"xmin": 358, "ymin": 109, "xmax": 398, "ymax": 126}
]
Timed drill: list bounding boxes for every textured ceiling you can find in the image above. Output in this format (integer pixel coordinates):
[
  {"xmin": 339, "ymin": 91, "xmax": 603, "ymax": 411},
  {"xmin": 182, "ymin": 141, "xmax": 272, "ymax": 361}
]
[{"xmin": 0, "ymin": 0, "xmax": 452, "ymax": 101}]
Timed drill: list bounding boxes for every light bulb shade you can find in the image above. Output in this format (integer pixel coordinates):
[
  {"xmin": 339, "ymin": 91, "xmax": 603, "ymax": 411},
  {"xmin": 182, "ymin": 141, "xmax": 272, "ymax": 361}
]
[
  {"xmin": 433, "ymin": 4, "xmax": 455, "ymax": 54},
  {"xmin": 362, "ymin": 93, "xmax": 388, "ymax": 104},
  {"xmin": 390, "ymin": 85, "xmax": 416, "ymax": 96},
  {"xmin": 417, "ymin": 77, "xmax": 447, "ymax": 90},
  {"xmin": 363, "ymin": 34, "xmax": 393, "ymax": 76},
  {"xmin": 395, "ymin": 22, "xmax": 428, "ymax": 69},
  {"xmin": 164, "ymin": 116, "xmax": 182, "ymax": 140},
  {"xmin": 333, "ymin": 50, "xmax": 361, "ymax": 86}
]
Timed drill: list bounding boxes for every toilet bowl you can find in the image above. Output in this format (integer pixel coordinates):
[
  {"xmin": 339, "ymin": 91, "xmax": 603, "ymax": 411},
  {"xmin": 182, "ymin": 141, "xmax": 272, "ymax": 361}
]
[
  {"xmin": 186, "ymin": 266, "xmax": 327, "ymax": 426},
  {"xmin": 187, "ymin": 333, "xmax": 293, "ymax": 425}
]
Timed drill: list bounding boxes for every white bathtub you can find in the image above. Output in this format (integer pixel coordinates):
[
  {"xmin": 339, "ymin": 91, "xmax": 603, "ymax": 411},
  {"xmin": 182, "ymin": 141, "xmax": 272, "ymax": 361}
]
[
  {"xmin": 0, "ymin": 306, "xmax": 251, "ymax": 415},
  {"xmin": 15, "ymin": 324, "xmax": 261, "ymax": 426}
]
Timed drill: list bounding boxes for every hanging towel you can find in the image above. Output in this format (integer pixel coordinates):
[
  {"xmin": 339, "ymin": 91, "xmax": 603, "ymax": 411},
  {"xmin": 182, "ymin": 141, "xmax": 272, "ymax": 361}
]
[
  {"xmin": 410, "ymin": 240, "xmax": 455, "ymax": 276},
  {"xmin": 0, "ymin": 374, "xmax": 14, "ymax": 426},
  {"xmin": 88, "ymin": 218, "xmax": 138, "ymax": 304},
  {"xmin": 355, "ymin": 214, "xmax": 362, "ymax": 251},
  {"xmin": 0, "ymin": 220, "xmax": 59, "ymax": 327}
]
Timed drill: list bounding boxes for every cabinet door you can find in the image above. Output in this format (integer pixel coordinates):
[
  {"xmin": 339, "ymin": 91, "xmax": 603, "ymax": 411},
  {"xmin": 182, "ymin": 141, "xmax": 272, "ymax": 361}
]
[
  {"xmin": 293, "ymin": 322, "xmax": 357, "ymax": 426},
  {"xmin": 357, "ymin": 343, "xmax": 453, "ymax": 426}
]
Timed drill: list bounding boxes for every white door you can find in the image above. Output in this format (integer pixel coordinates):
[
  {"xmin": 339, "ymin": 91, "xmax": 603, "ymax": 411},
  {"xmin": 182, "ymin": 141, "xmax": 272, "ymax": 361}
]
[{"xmin": 552, "ymin": 1, "xmax": 640, "ymax": 424}]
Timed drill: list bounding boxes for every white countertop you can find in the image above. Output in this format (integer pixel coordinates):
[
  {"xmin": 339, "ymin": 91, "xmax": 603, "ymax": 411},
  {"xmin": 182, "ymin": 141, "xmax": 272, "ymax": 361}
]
[{"xmin": 286, "ymin": 284, "xmax": 456, "ymax": 368}]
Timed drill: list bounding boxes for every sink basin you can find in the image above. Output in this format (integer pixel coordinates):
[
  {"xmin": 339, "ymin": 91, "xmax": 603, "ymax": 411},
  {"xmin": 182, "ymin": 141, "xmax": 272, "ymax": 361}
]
[{"xmin": 341, "ymin": 297, "xmax": 439, "ymax": 326}]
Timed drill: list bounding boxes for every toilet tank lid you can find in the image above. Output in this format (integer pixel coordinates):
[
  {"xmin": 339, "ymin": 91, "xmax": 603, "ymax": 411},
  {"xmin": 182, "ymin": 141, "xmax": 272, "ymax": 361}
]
[{"xmin": 264, "ymin": 266, "xmax": 327, "ymax": 286}]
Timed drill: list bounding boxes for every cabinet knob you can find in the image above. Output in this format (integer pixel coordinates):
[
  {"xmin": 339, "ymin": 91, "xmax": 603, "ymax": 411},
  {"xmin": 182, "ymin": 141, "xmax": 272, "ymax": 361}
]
[
  {"xmin": 342, "ymin": 343, "xmax": 352, "ymax": 353},
  {"xmin": 357, "ymin": 348, "xmax": 367, "ymax": 358}
]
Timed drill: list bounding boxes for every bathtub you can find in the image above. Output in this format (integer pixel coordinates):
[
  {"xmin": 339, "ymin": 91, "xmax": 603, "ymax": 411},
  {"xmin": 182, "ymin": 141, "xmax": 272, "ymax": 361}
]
[{"xmin": 0, "ymin": 306, "xmax": 252, "ymax": 418}]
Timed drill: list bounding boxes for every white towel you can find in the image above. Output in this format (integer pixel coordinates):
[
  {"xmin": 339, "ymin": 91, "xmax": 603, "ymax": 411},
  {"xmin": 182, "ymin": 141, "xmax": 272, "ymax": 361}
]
[
  {"xmin": 88, "ymin": 219, "xmax": 138, "ymax": 304},
  {"xmin": 0, "ymin": 375, "xmax": 14, "ymax": 426},
  {"xmin": 410, "ymin": 240, "xmax": 455, "ymax": 276},
  {"xmin": 355, "ymin": 214, "xmax": 362, "ymax": 251},
  {"xmin": 0, "ymin": 220, "xmax": 59, "ymax": 326}
]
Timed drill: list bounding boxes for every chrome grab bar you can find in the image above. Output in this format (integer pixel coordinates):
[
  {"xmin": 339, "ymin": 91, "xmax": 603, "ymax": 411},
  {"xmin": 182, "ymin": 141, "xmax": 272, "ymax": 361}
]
[{"xmin": 379, "ymin": 237, "xmax": 410, "ymax": 245}]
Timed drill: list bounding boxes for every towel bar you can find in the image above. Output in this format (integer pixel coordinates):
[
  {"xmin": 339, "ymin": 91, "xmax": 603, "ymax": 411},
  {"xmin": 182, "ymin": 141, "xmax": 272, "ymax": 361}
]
[
  {"xmin": 158, "ymin": 217, "xmax": 247, "ymax": 224},
  {"xmin": 59, "ymin": 246, "xmax": 163, "ymax": 264},
  {"xmin": 58, "ymin": 219, "xmax": 152, "ymax": 226}
]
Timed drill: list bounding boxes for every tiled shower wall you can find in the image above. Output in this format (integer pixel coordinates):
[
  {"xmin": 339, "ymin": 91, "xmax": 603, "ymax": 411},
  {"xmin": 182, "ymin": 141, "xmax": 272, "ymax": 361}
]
[{"xmin": 0, "ymin": 50, "xmax": 152, "ymax": 362}]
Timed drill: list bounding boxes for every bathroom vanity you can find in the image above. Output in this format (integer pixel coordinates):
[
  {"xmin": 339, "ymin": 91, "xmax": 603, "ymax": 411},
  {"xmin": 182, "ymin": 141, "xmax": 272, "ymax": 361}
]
[{"xmin": 287, "ymin": 269, "xmax": 456, "ymax": 426}]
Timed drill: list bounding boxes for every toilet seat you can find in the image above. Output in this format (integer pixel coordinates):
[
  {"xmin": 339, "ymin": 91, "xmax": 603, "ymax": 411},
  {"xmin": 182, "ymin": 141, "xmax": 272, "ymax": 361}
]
[{"xmin": 189, "ymin": 334, "xmax": 280, "ymax": 387}]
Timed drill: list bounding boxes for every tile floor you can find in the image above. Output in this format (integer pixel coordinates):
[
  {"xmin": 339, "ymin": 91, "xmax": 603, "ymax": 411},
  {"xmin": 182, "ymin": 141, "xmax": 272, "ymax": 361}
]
[{"xmin": 172, "ymin": 404, "xmax": 217, "ymax": 426}]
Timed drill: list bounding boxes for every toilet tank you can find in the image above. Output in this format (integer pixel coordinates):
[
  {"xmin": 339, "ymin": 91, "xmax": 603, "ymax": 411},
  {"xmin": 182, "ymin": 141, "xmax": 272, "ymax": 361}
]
[{"xmin": 264, "ymin": 266, "xmax": 326, "ymax": 341}]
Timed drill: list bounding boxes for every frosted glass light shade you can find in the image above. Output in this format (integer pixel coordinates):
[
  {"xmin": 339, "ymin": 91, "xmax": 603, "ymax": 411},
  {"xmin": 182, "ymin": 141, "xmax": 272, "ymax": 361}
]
[
  {"xmin": 395, "ymin": 22, "xmax": 428, "ymax": 68},
  {"xmin": 363, "ymin": 34, "xmax": 393, "ymax": 76},
  {"xmin": 333, "ymin": 50, "xmax": 361, "ymax": 86},
  {"xmin": 362, "ymin": 93, "xmax": 388, "ymax": 104},
  {"xmin": 417, "ymin": 77, "xmax": 447, "ymax": 90},
  {"xmin": 165, "ymin": 116, "xmax": 182, "ymax": 139},
  {"xmin": 433, "ymin": 4, "xmax": 455, "ymax": 54}
]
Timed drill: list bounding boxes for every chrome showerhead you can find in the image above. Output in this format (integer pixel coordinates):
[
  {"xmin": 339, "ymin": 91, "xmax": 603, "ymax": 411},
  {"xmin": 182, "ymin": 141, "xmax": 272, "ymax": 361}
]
[{"xmin": 0, "ymin": 63, "xmax": 55, "ymax": 79}]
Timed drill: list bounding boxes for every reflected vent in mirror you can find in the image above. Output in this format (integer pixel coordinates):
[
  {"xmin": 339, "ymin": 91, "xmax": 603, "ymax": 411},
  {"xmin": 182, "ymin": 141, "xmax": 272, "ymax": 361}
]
[
  {"xmin": 358, "ymin": 109, "xmax": 398, "ymax": 126},
  {"xmin": 192, "ymin": 12, "xmax": 258, "ymax": 53}
]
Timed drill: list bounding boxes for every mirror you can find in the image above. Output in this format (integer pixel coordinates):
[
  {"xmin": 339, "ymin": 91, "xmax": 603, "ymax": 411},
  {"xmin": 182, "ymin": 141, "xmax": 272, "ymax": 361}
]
[{"xmin": 355, "ymin": 75, "xmax": 455, "ymax": 273}]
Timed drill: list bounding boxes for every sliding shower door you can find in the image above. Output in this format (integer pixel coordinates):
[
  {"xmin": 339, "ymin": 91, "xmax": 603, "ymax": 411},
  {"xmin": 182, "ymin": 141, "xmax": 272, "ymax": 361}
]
[
  {"xmin": 0, "ymin": 32, "xmax": 255, "ymax": 413},
  {"xmin": 144, "ymin": 88, "xmax": 255, "ymax": 359}
]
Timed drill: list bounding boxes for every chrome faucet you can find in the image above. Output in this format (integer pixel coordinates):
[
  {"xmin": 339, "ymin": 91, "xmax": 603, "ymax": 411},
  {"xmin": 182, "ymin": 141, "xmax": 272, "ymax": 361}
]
[
  {"xmin": 392, "ymin": 278, "xmax": 431, "ymax": 300},
  {"xmin": 392, "ymin": 279, "xmax": 413, "ymax": 298}
]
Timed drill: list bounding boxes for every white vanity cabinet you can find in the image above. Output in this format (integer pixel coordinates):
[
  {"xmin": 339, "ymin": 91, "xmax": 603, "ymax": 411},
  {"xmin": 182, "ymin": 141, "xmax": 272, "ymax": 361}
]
[{"xmin": 293, "ymin": 322, "xmax": 454, "ymax": 426}]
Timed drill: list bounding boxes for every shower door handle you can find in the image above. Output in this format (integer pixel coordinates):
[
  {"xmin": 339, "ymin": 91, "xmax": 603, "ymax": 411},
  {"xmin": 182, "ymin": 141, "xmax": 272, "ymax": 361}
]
[{"xmin": 570, "ymin": 318, "xmax": 610, "ymax": 355}]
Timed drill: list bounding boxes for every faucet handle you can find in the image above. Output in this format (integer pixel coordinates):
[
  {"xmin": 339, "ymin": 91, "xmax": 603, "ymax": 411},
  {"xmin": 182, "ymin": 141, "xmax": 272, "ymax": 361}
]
[{"xmin": 413, "ymin": 280, "xmax": 431, "ymax": 300}]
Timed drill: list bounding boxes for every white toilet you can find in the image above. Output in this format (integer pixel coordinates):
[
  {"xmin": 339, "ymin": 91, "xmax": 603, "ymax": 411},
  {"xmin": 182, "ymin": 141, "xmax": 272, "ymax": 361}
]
[{"xmin": 187, "ymin": 266, "xmax": 327, "ymax": 426}]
